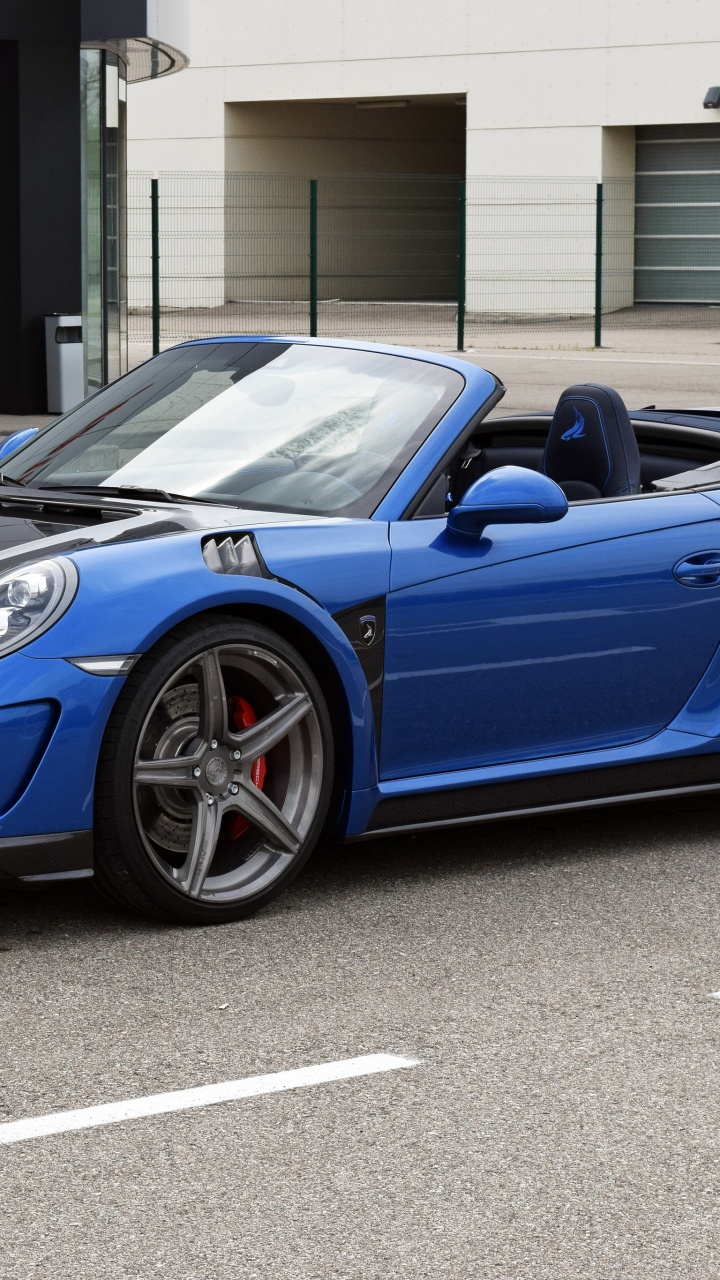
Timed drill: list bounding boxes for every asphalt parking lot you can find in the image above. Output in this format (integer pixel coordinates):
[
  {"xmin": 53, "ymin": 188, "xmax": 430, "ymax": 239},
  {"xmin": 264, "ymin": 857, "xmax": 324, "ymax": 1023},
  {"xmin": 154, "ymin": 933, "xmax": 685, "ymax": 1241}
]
[
  {"xmin": 2, "ymin": 335, "xmax": 720, "ymax": 1277},
  {"xmin": 2, "ymin": 793, "xmax": 720, "ymax": 1279}
]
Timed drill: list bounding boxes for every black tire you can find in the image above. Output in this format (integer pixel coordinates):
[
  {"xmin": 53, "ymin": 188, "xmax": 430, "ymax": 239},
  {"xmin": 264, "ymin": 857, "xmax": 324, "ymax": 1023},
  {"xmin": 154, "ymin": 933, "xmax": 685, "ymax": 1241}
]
[{"xmin": 94, "ymin": 615, "xmax": 334, "ymax": 924}]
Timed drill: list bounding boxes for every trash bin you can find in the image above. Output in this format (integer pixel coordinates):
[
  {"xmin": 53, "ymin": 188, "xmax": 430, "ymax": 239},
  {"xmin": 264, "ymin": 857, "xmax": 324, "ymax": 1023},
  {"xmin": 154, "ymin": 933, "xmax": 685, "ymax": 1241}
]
[{"xmin": 45, "ymin": 314, "xmax": 84, "ymax": 414}]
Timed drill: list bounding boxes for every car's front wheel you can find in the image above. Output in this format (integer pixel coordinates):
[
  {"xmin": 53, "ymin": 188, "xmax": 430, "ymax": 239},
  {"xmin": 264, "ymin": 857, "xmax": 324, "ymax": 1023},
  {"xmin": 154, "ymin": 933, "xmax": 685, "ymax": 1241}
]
[{"xmin": 94, "ymin": 616, "xmax": 334, "ymax": 923}]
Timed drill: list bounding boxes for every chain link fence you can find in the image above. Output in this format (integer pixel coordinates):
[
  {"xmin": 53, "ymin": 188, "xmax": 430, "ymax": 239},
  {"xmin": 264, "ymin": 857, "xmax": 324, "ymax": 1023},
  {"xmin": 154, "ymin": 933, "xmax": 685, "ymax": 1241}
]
[
  {"xmin": 128, "ymin": 171, "xmax": 720, "ymax": 356},
  {"xmin": 129, "ymin": 172, "xmax": 461, "ymax": 349},
  {"xmin": 465, "ymin": 177, "xmax": 598, "ymax": 344}
]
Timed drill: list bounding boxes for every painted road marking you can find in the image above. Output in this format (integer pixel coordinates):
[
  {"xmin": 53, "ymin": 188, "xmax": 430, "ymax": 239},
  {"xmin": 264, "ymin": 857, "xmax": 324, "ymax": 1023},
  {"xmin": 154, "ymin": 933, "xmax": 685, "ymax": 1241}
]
[
  {"xmin": 0, "ymin": 1054, "xmax": 419, "ymax": 1147},
  {"xmin": 467, "ymin": 351, "xmax": 720, "ymax": 369},
  {"xmin": 709, "ymin": 992, "xmax": 720, "ymax": 1000}
]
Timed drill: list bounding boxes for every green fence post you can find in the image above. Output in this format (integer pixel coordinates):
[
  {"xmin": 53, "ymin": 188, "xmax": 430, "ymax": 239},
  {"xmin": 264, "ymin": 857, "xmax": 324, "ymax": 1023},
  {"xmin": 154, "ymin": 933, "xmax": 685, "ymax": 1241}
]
[
  {"xmin": 309, "ymin": 179, "xmax": 318, "ymax": 338},
  {"xmin": 594, "ymin": 181, "xmax": 603, "ymax": 349},
  {"xmin": 151, "ymin": 177, "xmax": 160, "ymax": 356},
  {"xmin": 457, "ymin": 179, "xmax": 466, "ymax": 352}
]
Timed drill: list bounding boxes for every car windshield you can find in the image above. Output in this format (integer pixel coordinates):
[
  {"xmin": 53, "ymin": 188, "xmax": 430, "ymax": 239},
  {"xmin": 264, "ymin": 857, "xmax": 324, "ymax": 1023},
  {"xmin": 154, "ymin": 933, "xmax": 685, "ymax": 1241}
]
[{"xmin": 8, "ymin": 341, "xmax": 464, "ymax": 517}]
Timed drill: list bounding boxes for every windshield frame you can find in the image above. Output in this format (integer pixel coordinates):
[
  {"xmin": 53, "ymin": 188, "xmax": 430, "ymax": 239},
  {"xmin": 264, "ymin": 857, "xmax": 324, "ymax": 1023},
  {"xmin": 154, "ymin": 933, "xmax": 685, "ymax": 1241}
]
[{"xmin": 5, "ymin": 339, "xmax": 465, "ymax": 519}]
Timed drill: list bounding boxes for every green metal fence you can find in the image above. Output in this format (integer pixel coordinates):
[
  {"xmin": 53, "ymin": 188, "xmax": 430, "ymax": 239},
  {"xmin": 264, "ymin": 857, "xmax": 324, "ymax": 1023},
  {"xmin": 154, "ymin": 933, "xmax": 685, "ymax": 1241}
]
[
  {"xmin": 128, "ymin": 171, "xmax": 720, "ymax": 356},
  {"xmin": 129, "ymin": 171, "xmax": 462, "ymax": 350}
]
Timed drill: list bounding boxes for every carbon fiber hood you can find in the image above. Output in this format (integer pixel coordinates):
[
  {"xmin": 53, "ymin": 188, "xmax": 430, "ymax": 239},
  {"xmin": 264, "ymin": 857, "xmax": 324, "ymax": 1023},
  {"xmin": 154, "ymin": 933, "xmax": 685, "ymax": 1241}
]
[{"xmin": 0, "ymin": 491, "xmax": 330, "ymax": 573}]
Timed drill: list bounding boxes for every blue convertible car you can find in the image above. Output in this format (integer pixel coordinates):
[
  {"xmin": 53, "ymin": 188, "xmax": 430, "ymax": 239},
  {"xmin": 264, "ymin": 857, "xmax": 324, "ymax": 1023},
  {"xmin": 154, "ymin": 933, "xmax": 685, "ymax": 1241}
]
[{"xmin": 1, "ymin": 335, "xmax": 720, "ymax": 922}]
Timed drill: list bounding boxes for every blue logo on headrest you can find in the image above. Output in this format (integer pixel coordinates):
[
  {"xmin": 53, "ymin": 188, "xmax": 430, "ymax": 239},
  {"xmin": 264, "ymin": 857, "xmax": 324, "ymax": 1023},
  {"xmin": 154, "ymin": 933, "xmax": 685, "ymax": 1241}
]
[{"xmin": 560, "ymin": 407, "xmax": 586, "ymax": 441}]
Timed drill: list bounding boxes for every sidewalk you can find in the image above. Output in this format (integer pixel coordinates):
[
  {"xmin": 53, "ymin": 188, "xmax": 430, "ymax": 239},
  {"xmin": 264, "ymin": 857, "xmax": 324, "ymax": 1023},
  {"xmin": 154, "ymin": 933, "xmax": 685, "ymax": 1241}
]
[
  {"xmin": 452, "ymin": 325, "xmax": 719, "ymax": 412},
  {"xmin": 126, "ymin": 324, "xmax": 720, "ymax": 415},
  {"xmin": 2, "ymin": 324, "xmax": 719, "ymax": 435},
  {"xmin": 127, "ymin": 320, "xmax": 720, "ymax": 365}
]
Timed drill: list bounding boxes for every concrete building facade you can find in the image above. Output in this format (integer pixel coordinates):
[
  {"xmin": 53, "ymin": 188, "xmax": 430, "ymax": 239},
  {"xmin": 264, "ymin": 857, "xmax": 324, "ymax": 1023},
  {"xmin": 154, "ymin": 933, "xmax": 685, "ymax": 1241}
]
[{"xmin": 126, "ymin": 1, "xmax": 720, "ymax": 321}]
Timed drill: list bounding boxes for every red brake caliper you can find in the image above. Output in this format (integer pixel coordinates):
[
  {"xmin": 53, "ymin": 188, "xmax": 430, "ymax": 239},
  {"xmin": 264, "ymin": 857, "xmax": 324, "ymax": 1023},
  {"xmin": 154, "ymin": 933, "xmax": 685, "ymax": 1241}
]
[{"xmin": 228, "ymin": 695, "xmax": 267, "ymax": 840}]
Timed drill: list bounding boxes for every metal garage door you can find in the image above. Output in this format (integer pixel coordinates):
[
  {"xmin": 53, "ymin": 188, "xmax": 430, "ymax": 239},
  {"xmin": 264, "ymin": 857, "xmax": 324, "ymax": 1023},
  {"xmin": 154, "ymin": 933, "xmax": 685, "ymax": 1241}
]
[{"xmin": 635, "ymin": 123, "xmax": 720, "ymax": 303}]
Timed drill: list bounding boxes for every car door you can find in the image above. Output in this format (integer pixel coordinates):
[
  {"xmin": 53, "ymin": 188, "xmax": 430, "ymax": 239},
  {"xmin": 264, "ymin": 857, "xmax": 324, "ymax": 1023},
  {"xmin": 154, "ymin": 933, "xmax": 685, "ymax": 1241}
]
[{"xmin": 380, "ymin": 491, "xmax": 720, "ymax": 780}]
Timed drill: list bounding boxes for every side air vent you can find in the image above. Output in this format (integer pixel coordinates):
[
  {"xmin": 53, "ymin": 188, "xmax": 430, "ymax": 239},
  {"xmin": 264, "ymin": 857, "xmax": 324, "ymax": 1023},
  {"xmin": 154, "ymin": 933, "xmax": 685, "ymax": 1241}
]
[{"xmin": 202, "ymin": 534, "xmax": 264, "ymax": 577}]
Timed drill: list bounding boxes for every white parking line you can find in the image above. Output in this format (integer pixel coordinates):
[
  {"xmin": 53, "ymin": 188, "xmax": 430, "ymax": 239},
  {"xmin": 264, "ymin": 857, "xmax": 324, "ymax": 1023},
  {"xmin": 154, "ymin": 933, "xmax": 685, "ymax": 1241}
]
[{"xmin": 0, "ymin": 1053, "xmax": 420, "ymax": 1147}]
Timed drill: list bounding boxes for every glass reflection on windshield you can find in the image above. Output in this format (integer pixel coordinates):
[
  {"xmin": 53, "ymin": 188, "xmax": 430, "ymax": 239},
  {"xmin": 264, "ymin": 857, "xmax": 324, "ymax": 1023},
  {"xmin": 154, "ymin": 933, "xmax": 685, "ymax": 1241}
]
[{"xmin": 10, "ymin": 342, "xmax": 464, "ymax": 517}]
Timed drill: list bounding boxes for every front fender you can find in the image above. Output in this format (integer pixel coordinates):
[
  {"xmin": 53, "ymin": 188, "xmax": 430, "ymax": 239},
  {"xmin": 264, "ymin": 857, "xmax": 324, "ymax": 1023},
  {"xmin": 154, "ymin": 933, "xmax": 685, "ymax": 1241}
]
[{"xmin": 24, "ymin": 534, "xmax": 380, "ymax": 797}]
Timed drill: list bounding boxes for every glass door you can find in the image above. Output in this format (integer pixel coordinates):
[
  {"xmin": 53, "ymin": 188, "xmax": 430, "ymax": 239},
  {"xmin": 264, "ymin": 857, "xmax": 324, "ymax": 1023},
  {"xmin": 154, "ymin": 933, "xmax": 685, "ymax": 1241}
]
[
  {"xmin": 80, "ymin": 49, "xmax": 103, "ymax": 391},
  {"xmin": 80, "ymin": 49, "xmax": 128, "ymax": 394},
  {"xmin": 104, "ymin": 54, "xmax": 128, "ymax": 384}
]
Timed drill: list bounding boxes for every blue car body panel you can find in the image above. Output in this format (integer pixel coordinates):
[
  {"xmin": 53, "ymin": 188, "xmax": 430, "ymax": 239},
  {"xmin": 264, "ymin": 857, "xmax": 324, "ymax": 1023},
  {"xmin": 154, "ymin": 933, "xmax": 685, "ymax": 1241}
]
[
  {"xmin": 0, "ymin": 652, "xmax": 124, "ymax": 836},
  {"xmin": 27, "ymin": 521, "xmax": 391, "ymax": 656},
  {"xmin": 0, "ymin": 698, "xmax": 59, "ymax": 812},
  {"xmin": 3, "ymin": 335, "xmax": 720, "ymax": 877},
  {"xmin": 387, "ymin": 492, "xmax": 720, "ymax": 590},
  {"xmin": 17, "ymin": 531, "xmax": 387, "ymax": 824},
  {"xmin": 382, "ymin": 498, "xmax": 720, "ymax": 777}
]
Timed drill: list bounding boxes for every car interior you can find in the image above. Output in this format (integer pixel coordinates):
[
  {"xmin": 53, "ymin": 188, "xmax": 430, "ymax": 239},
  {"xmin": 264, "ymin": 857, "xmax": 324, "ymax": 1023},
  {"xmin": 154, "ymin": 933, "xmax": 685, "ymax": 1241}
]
[
  {"xmin": 27, "ymin": 374, "xmax": 720, "ymax": 521},
  {"xmin": 427, "ymin": 382, "xmax": 720, "ymax": 517}
]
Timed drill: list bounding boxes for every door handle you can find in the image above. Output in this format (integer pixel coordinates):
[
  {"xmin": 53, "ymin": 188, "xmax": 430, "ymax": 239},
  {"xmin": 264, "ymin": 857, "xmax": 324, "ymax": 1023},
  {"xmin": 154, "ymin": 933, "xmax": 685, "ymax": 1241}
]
[{"xmin": 674, "ymin": 551, "xmax": 720, "ymax": 586}]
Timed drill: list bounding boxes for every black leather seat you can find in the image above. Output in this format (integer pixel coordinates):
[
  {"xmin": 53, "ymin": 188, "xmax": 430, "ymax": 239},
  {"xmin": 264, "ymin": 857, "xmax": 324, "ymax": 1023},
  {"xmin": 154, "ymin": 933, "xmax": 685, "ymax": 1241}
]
[{"xmin": 542, "ymin": 383, "xmax": 641, "ymax": 500}]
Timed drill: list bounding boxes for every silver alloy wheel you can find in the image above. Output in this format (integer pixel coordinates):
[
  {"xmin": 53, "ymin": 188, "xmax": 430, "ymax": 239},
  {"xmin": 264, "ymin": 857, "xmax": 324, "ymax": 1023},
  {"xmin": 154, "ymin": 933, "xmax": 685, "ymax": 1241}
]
[{"xmin": 131, "ymin": 642, "xmax": 324, "ymax": 904}]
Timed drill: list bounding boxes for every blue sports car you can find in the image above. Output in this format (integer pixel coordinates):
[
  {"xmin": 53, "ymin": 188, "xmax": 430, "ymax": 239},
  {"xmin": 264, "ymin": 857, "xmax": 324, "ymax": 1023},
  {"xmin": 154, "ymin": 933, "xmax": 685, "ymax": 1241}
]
[{"xmin": 1, "ymin": 336, "xmax": 720, "ymax": 923}]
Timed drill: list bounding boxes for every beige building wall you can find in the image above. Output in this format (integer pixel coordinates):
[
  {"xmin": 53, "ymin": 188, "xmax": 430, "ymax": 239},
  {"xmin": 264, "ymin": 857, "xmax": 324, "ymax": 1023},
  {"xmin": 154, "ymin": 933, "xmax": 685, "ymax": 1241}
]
[
  {"xmin": 127, "ymin": 0, "xmax": 720, "ymax": 316},
  {"xmin": 224, "ymin": 98, "xmax": 465, "ymax": 175},
  {"xmin": 129, "ymin": 0, "xmax": 720, "ymax": 177},
  {"xmin": 222, "ymin": 99, "xmax": 465, "ymax": 304}
]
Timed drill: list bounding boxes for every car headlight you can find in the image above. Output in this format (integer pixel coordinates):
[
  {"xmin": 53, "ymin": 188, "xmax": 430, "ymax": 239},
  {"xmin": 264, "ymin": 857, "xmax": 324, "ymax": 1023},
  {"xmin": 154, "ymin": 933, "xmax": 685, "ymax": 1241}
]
[{"xmin": 0, "ymin": 558, "xmax": 78, "ymax": 656}]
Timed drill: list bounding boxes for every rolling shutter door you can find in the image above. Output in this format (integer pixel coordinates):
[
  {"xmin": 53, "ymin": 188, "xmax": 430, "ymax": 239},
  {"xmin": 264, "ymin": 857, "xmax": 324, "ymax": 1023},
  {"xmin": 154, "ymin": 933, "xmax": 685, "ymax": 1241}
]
[{"xmin": 635, "ymin": 123, "xmax": 720, "ymax": 303}]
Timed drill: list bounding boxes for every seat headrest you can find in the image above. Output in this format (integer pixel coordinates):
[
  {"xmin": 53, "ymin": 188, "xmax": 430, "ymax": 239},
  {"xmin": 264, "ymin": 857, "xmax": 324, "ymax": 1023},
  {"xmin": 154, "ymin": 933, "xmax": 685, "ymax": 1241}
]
[{"xmin": 543, "ymin": 383, "xmax": 640, "ymax": 500}]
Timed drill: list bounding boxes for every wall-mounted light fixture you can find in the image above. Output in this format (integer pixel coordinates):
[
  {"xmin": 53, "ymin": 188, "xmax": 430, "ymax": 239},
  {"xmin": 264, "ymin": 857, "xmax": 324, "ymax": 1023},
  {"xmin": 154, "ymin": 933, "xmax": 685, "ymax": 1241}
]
[
  {"xmin": 703, "ymin": 86, "xmax": 720, "ymax": 108},
  {"xmin": 355, "ymin": 98, "xmax": 410, "ymax": 109}
]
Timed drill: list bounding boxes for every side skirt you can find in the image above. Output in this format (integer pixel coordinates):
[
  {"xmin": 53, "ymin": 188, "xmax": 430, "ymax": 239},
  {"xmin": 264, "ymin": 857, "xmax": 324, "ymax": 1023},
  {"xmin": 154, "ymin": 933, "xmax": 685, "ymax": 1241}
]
[
  {"xmin": 355, "ymin": 751, "xmax": 720, "ymax": 839},
  {"xmin": 0, "ymin": 831, "xmax": 93, "ymax": 879},
  {"xmin": 351, "ymin": 779, "xmax": 720, "ymax": 840}
]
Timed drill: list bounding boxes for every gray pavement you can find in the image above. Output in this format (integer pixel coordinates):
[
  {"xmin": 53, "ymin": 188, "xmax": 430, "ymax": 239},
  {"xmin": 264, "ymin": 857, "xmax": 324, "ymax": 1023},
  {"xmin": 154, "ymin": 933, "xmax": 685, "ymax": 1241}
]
[
  {"xmin": 428, "ymin": 323, "xmax": 720, "ymax": 413},
  {"xmin": 464, "ymin": 347, "xmax": 720, "ymax": 415},
  {"xmin": 1, "ymin": 794, "xmax": 720, "ymax": 1278},
  {"xmin": 2, "ymin": 329, "xmax": 719, "ymax": 437}
]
